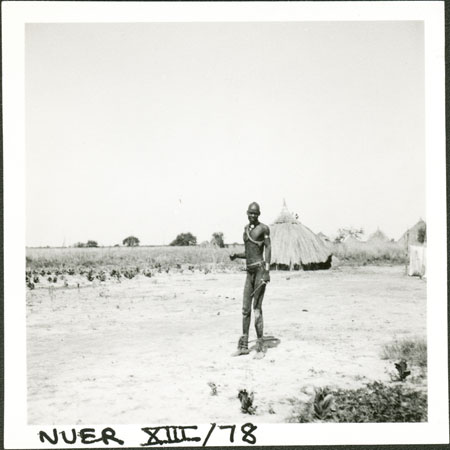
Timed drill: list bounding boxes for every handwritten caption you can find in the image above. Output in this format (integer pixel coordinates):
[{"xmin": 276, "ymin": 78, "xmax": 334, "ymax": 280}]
[{"xmin": 38, "ymin": 423, "xmax": 257, "ymax": 446}]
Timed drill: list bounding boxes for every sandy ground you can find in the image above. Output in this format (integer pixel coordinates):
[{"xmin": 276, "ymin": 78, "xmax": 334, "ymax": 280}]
[{"xmin": 26, "ymin": 266, "xmax": 426, "ymax": 424}]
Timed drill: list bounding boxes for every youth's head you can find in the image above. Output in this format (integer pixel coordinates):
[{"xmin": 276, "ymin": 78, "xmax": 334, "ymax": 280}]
[{"xmin": 247, "ymin": 202, "xmax": 261, "ymax": 225}]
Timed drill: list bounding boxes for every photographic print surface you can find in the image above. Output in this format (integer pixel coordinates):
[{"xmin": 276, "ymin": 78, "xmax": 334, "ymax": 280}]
[
  {"xmin": 4, "ymin": 2, "xmax": 448, "ymax": 448},
  {"xmin": 25, "ymin": 20, "xmax": 427, "ymax": 425}
]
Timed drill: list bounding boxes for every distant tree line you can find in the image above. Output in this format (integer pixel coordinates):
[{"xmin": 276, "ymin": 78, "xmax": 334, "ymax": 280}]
[
  {"xmin": 69, "ymin": 224, "xmax": 426, "ymax": 249},
  {"xmin": 334, "ymin": 227, "xmax": 364, "ymax": 243},
  {"xmin": 73, "ymin": 240, "xmax": 98, "ymax": 248},
  {"xmin": 169, "ymin": 232, "xmax": 226, "ymax": 247},
  {"xmin": 71, "ymin": 232, "xmax": 229, "ymax": 248}
]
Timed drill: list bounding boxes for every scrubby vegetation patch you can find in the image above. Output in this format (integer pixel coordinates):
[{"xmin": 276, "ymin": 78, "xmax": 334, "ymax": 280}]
[{"xmin": 289, "ymin": 382, "xmax": 427, "ymax": 423}]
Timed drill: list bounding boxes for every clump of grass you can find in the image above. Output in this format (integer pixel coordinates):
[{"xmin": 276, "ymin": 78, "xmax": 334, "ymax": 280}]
[
  {"xmin": 110, "ymin": 269, "xmax": 121, "ymax": 280},
  {"xmin": 123, "ymin": 268, "xmax": 137, "ymax": 279},
  {"xmin": 313, "ymin": 387, "xmax": 334, "ymax": 420},
  {"xmin": 238, "ymin": 389, "xmax": 256, "ymax": 415},
  {"xmin": 332, "ymin": 241, "xmax": 407, "ymax": 266},
  {"xmin": 96, "ymin": 270, "xmax": 106, "ymax": 282},
  {"xmin": 86, "ymin": 269, "xmax": 95, "ymax": 282},
  {"xmin": 394, "ymin": 360, "xmax": 411, "ymax": 382},
  {"xmin": 289, "ymin": 382, "xmax": 427, "ymax": 423},
  {"xmin": 207, "ymin": 382, "xmax": 218, "ymax": 396},
  {"xmin": 289, "ymin": 387, "xmax": 334, "ymax": 423},
  {"xmin": 381, "ymin": 337, "xmax": 427, "ymax": 368}
]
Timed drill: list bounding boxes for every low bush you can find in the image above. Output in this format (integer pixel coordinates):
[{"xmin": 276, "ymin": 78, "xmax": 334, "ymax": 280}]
[
  {"xmin": 289, "ymin": 382, "xmax": 427, "ymax": 423},
  {"xmin": 381, "ymin": 337, "xmax": 427, "ymax": 368},
  {"xmin": 238, "ymin": 389, "xmax": 256, "ymax": 415}
]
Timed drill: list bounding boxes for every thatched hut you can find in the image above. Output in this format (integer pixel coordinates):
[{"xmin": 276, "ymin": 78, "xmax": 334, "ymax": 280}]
[
  {"xmin": 397, "ymin": 219, "xmax": 427, "ymax": 278},
  {"xmin": 367, "ymin": 228, "xmax": 390, "ymax": 243},
  {"xmin": 398, "ymin": 219, "xmax": 426, "ymax": 247},
  {"xmin": 317, "ymin": 232, "xmax": 330, "ymax": 243},
  {"xmin": 270, "ymin": 203, "xmax": 332, "ymax": 270}
]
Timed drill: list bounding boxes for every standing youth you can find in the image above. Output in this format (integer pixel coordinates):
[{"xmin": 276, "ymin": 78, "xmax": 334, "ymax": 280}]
[{"xmin": 230, "ymin": 202, "xmax": 271, "ymax": 359}]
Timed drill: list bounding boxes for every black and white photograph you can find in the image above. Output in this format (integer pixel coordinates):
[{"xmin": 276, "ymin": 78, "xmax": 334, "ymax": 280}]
[{"xmin": 3, "ymin": 1, "xmax": 448, "ymax": 448}]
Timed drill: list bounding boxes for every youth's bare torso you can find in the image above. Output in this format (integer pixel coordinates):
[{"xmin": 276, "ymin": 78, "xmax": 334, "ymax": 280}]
[{"xmin": 243, "ymin": 223, "xmax": 270, "ymax": 266}]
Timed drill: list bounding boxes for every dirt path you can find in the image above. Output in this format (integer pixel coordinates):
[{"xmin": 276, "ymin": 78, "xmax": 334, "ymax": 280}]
[{"xmin": 27, "ymin": 266, "xmax": 426, "ymax": 424}]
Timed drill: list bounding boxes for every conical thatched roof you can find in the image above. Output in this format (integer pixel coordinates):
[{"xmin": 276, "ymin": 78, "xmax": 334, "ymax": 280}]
[
  {"xmin": 398, "ymin": 219, "xmax": 426, "ymax": 247},
  {"xmin": 367, "ymin": 228, "xmax": 390, "ymax": 243},
  {"xmin": 270, "ymin": 203, "xmax": 332, "ymax": 269},
  {"xmin": 317, "ymin": 232, "xmax": 330, "ymax": 242}
]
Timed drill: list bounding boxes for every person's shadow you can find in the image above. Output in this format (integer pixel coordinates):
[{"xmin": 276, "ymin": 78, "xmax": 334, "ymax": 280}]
[{"xmin": 249, "ymin": 336, "xmax": 281, "ymax": 352}]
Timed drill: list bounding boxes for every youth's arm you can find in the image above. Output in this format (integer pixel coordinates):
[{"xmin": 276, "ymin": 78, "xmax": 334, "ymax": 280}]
[
  {"xmin": 263, "ymin": 226, "xmax": 271, "ymax": 280},
  {"xmin": 264, "ymin": 237, "xmax": 271, "ymax": 269},
  {"xmin": 230, "ymin": 227, "xmax": 247, "ymax": 260}
]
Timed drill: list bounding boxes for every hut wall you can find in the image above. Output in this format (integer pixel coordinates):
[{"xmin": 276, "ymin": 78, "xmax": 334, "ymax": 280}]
[{"xmin": 408, "ymin": 245, "xmax": 427, "ymax": 277}]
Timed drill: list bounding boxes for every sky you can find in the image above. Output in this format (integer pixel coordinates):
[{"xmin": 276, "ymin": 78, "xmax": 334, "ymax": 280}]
[{"xmin": 26, "ymin": 21, "xmax": 425, "ymax": 247}]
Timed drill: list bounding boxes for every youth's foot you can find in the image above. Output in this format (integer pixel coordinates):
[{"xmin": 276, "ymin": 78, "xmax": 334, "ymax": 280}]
[
  {"xmin": 253, "ymin": 338, "xmax": 266, "ymax": 359},
  {"xmin": 232, "ymin": 335, "xmax": 249, "ymax": 357},
  {"xmin": 231, "ymin": 348, "xmax": 250, "ymax": 357}
]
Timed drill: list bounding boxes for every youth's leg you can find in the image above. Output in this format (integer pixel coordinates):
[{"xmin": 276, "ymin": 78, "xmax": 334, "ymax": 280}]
[
  {"xmin": 253, "ymin": 267, "xmax": 266, "ymax": 359},
  {"xmin": 232, "ymin": 272, "xmax": 254, "ymax": 356},
  {"xmin": 242, "ymin": 272, "xmax": 254, "ymax": 336},
  {"xmin": 253, "ymin": 268, "xmax": 266, "ymax": 339}
]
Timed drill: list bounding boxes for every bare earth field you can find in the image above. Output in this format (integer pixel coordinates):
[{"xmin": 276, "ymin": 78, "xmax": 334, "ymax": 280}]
[{"xmin": 27, "ymin": 266, "xmax": 426, "ymax": 424}]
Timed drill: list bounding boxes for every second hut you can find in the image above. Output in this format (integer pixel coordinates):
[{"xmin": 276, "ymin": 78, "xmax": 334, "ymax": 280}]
[
  {"xmin": 367, "ymin": 228, "xmax": 390, "ymax": 243},
  {"xmin": 270, "ymin": 202, "xmax": 332, "ymax": 270}
]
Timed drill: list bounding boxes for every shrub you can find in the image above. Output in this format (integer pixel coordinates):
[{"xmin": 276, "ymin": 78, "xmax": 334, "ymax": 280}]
[
  {"xmin": 331, "ymin": 382, "xmax": 427, "ymax": 422},
  {"xmin": 123, "ymin": 236, "xmax": 140, "ymax": 247},
  {"xmin": 394, "ymin": 360, "xmax": 411, "ymax": 381},
  {"xmin": 123, "ymin": 269, "xmax": 137, "ymax": 279},
  {"xmin": 290, "ymin": 388, "xmax": 334, "ymax": 423},
  {"xmin": 238, "ymin": 389, "xmax": 256, "ymax": 415},
  {"xmin": 211, "ymin": 232, "xmax": 225, "ymax": 248},
  {"xmin": 110, "ymin": 269, "xmax": 121, "ymax": 280},
  {"xmin": 313, "ymin": 388, "xmax": 334, "ymax": 420},
  {"xmin": 96, "ymin": 270, "xmax": 106, "ymax": 282},
  {"xmin": 170, "ymin": 232, "xmax": 197, "ymax": 246},
  {"xmin": 290, "ymin": 382, "xmax": 427, "ymax": 423}
]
